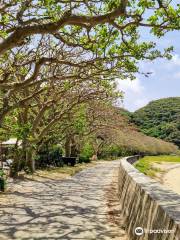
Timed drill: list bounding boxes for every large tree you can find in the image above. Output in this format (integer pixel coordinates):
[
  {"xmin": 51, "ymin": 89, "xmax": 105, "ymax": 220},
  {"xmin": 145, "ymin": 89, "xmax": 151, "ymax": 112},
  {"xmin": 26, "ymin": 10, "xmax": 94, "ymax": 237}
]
[
  {"xmin": 1, "ymin": 1, "xmax": 179, "ymax": 127},
  {"xmin": 0, "ymin": 0, "xmax": 179, "ymax": 56},
  {"xmin": 0, "ymin": 0, "xmax": 179, "ymax": 174},
  {"xmin": 1, "ymin": 54, "xmax": 120, "ymax": 173}
]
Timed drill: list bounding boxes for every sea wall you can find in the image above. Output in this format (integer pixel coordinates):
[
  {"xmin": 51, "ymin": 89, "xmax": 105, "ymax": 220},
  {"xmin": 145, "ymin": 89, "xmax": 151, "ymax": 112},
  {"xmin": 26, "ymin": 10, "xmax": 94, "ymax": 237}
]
[{"xmin": 118, "ymin": 156, "xmax": 180, "ymax": 240}]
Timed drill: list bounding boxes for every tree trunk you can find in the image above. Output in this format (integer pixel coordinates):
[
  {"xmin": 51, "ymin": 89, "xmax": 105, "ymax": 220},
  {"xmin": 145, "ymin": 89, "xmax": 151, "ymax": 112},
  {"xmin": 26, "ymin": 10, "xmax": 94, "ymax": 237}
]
[
  {"xmin": 26, "ymin": 148, "xmax": 35, "ymax": 173},
  {"xmin": 10, "ymin": 144, "xmax": 22, "ymax": 177},
  {"xmin": 22, "ymin": 138, "xmax": 35, "ymax": 173},
  {"xmin": 70, "ymin": 136, "xmax": 78, "ymax": 157},
  {"xmin": 65, "ymin": 136, "xmax": 71, "ymax": 157}
]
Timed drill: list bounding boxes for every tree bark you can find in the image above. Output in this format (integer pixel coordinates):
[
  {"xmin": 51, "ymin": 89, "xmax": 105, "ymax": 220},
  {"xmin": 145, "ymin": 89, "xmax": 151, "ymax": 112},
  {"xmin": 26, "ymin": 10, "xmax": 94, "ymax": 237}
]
[
  {"xmin": 65, "ymin": 136, "xmax": 71, "ymax": 157},
  {"xmin": 26, "ymin": 147, "xmax": 35, "ymax": 173},
  {"xmin": 0, "ymin": 6, "xmax": 127, "ymax": 55}
]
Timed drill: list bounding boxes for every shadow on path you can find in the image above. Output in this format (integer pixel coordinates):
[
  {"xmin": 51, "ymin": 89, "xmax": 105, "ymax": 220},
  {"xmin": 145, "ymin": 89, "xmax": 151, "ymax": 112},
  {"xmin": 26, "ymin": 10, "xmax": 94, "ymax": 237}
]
[{"xmin": 0, "ymin": 161, "xmax": 127, "ymax": 240}]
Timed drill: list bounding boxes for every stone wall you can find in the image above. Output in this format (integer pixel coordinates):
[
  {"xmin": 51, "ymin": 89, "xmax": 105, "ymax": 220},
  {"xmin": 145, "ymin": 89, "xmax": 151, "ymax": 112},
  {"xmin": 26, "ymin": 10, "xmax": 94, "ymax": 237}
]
[{"xmin": 118, "ymin": 156, "xmax": 180, "ymax": 240}]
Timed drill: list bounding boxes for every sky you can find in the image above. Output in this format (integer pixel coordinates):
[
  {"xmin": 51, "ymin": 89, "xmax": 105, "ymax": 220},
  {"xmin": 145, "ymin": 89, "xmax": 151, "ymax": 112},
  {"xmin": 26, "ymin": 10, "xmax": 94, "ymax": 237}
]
[{"xmin": 117, "ymin": 26, "xmax": 180, "ymax": 112}]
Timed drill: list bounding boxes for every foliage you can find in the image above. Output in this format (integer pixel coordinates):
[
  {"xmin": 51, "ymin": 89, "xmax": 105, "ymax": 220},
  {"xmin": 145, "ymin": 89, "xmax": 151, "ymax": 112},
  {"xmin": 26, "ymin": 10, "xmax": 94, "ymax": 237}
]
[
  {"xmin": 35, "ymin": 144, "xmax": 63, "ymax": 169},
  {"xmin": 71, "ymin": 103, "xmax": 178, "ymax": 159},
  {"xmin": 0, "ymin": 169, "xmax": 6, "ymax": 191},
  {"xmin": 132, "ymin": 97, "xmax": 180, "ymax": 147},
  {"xmin": 0, "ymin": 169, "xmax": 5, "ymax": 177},
  {"xmin": 99, "ymin": 144, "xmax": 130, "ymax": 159},
  {"xmin": 79, "ymin": 142, "xmax": 94, "ymax": 163},
  {"xmin": 0, "ymin": 1, "xmax": 180, "ymax": 175}
]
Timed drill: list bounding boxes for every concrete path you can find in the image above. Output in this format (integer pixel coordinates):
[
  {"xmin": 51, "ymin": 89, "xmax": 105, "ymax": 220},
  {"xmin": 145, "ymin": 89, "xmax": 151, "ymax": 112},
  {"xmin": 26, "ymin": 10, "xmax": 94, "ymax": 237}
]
[{"xmin": 0, "ymin": 160, "xmax": 127, "ymax": 240}]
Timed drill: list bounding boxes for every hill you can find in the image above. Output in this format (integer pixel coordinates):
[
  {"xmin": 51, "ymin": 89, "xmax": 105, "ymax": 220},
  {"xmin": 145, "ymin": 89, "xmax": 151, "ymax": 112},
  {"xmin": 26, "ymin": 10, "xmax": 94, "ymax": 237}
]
[{"xmin": 132, "ymin": 97, "xmax": 180, "ymax": 147}]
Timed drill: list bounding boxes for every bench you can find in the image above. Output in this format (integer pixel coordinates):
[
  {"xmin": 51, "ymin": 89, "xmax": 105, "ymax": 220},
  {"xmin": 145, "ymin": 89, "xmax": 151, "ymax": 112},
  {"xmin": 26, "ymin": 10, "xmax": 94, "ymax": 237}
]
[{"xmin": 62, "ymin": 157, "xmax": 76, "ymax": 166}]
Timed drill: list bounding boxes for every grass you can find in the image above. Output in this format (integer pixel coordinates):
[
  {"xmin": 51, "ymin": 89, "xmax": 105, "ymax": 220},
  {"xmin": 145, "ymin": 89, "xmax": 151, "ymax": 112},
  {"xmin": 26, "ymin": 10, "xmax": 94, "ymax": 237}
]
[
  {"xmin": 134, "ymin": 155, "xmax": 180, "ymax": 177},
  {"xmin": 17, "ymin": 159, "xmax": 119, "ymax": 181},
  {"xmin": 22, "ymin": 161, "xmax": 100, "ymax": 181},
  {"xmin": 44, "ymin": 162, "xmax": 98, "ymax": 176}
]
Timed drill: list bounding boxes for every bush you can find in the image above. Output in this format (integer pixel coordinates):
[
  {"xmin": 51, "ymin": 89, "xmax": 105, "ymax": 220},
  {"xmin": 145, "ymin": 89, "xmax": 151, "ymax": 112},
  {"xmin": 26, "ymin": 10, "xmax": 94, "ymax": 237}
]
[
  {"xmin": 35, "ymin": 144, "xmax": 63, "ymax": 168},
  {"xmin": 133, "ymin": 97, "xmax": 180, "ymax": 147},
  {"xmin": 78, "ymin": 156, "xmax": 91, "ymax": 163},
  {"xmin": 99, "ymin": 144, "xmax": 134, "ymax": 159},
  {"xmin": 79, "ymin": 143, "xmax": 93, "ymax": 163},
  {"xmin": 0, "ymin": 170, "xmax": 6, "ymax": 192}
]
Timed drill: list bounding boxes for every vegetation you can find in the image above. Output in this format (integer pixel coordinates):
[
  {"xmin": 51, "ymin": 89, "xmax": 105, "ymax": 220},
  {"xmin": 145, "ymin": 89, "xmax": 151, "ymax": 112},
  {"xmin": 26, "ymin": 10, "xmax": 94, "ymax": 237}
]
[
  {"xmin": 0, "ymin": 1, "xmax": 179, "ymax": 176},
  {"xmin": 134, "ymin": 155, "xmax": 180, "ymax": 177},
  {"xmin": 89, "ymin": 105, "xmax": 178, "ymax": 158},
  {"xmin": 133, "ymin": 97, "xmax": 180, "ymax": 147},
  {"xmin": 1, "ymin": 100, "xmax": 178, "ymax": 177},
  {"xmin": 24, "ymin": 161, "xmax": 99, "ymax": 181},
  {"xmin": 0, "ymin": 169, "xmax": 6, "ymax": 191}
]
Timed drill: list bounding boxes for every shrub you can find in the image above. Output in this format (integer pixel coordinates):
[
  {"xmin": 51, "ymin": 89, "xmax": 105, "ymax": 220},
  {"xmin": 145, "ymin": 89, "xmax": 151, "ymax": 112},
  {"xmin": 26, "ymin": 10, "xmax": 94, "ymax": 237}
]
[
  {"xmin": 0, "ymin": 170, "xmax": 6, "ymax": 192},
  {"xmin": 79, "ymin": 143, "xmax": 93, "ymax": 163},
  {"xmin": 35, "ymin": 144, "xmax": 63, "ymax": 168}
]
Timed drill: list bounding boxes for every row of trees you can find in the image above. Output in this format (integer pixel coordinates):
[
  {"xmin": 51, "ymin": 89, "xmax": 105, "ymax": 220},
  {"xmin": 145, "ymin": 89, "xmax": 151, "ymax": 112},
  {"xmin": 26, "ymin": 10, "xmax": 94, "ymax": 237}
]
[
  {"xmin": 68, "ymin": 103, "xmax": 178, "ymax": 158},
  {"xmin": 0, "ymin": 0, "xmax": 180, "ymax": 174}
]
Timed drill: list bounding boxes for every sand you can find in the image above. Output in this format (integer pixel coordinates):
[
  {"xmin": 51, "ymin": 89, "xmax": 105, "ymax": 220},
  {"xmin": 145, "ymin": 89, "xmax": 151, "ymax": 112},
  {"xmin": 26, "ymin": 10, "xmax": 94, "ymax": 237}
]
[
  {"xmin": 163, "ymin": 165, "xmax": 180, "ymax": 195},
  {"xmin": 153, "ymin": 162, "xmax": 180, "ymax": 195}
]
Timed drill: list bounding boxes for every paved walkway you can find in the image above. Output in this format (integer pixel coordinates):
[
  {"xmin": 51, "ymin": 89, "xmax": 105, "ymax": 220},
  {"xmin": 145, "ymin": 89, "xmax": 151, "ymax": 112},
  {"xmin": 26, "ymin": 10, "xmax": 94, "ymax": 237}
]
[{"xmin": 0, "ymin": 160, "xmax": 127, "ymax": 240}]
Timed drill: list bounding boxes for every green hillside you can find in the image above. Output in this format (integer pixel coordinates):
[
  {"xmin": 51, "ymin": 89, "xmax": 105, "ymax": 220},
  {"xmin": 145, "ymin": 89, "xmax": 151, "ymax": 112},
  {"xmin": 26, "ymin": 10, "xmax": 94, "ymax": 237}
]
[{"xmin": 132, "ymin": 97, "xmax": 180, "ymax": 147}]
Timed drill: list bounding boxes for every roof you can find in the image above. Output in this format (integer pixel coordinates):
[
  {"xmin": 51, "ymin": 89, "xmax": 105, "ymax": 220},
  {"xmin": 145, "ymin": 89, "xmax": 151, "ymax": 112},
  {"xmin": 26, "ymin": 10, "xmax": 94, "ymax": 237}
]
[{"xmin": 2, "ymin": 138, "xmax": 22, "ymax": 146}]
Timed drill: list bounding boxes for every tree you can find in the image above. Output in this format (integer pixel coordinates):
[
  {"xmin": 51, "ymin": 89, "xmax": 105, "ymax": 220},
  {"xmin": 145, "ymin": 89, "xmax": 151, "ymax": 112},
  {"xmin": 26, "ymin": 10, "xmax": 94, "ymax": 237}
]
[
  {"xmin": 132, "ymin": 97, "xmax": 180, "ymax": 147},
  {"xmin": 2, "ymin": 58, "xmax": 119, "ymax": 173},
  {"xmin": 57, "ymin": 101, "xmax": 178, "ymax": 160},
  {"xmin": 0, "ymin": 1, "xmax": 179, "ymax": 174},
  {"xmin": 0, "ymin": 1, "xmax": 179, "ymax": 53}
]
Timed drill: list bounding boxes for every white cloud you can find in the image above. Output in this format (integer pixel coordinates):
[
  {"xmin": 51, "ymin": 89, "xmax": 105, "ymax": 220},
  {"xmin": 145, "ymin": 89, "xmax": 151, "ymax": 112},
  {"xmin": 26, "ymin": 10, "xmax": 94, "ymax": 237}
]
[
  {"xmin": 115, "ymin": 52, "xmax": 180, "ymax": 112},
  {"xmin": 139, "ymin": 54, "xmax": 180, "ymax": 75},
  {"xmin": 116, "ymin": 78, "xmax": 149, "ymax": 112},
  {"xmin": 173, "ymin": 71, "xmax": 180, "ymax": 79},
  {"xmin": 116, "ymin": 78, "xmax": 144, "ymax": 94},
  {"xmin": 172, "ymin": 54, "xmax": 180, "ymax": 66},
  {"xmin": 134, "ymin": 98, "xmax": 149, "ymax": 109}
]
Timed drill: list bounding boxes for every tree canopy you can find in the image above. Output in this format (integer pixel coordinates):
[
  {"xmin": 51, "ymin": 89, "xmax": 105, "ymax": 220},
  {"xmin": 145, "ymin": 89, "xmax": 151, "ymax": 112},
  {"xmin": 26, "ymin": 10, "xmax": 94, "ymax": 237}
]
[
  {"xmin": 0, "ymin": 1, "xmax": 179, "ymax": 174},
  {"xmin": 0, "ymin": 0, "xmax": 179, "ymax": 56}
]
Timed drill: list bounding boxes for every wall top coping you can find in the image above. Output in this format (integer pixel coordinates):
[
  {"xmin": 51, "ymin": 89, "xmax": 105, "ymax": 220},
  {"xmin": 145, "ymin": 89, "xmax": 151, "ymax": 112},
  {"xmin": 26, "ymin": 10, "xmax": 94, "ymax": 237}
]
[{"xmin": 120, "ymin": 157, "xmax": 180, "ymax": 223}]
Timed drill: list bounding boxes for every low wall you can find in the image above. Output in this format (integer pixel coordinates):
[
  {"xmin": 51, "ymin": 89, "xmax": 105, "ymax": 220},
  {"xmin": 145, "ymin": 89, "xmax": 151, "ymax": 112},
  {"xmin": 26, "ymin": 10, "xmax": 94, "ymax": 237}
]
[{"xmin": 118, "ymin": 156, "xmax": 180, "ymax": 240}]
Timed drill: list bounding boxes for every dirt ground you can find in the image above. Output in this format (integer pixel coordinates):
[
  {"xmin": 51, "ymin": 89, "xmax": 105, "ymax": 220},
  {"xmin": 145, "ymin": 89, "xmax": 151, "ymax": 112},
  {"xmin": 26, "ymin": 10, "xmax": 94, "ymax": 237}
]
[{"xmin": 153, "ymin": 162, "xmax": 180, "ymax": 195}]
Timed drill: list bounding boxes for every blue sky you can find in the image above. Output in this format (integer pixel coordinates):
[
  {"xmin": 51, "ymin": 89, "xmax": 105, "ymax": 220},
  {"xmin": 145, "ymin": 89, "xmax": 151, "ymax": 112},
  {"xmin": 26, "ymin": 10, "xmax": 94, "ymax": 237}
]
[{"xmin": 117, "ymin": 26, "xmax": 180, "ymax": 112}]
